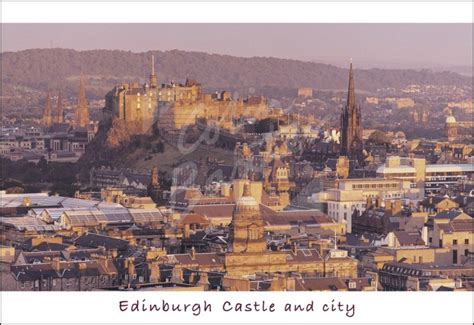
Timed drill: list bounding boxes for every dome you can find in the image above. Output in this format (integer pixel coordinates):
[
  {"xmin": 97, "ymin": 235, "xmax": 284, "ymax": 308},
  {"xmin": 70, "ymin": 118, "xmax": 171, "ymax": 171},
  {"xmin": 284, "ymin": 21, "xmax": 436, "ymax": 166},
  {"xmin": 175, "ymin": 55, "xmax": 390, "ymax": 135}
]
[
  {"xmin": 446, "ymin": 115, "xmax": 456, "ymax": 124},
  {"xmin": 235, "ymin": 183, "xmax": 259, "ymax": 212}
]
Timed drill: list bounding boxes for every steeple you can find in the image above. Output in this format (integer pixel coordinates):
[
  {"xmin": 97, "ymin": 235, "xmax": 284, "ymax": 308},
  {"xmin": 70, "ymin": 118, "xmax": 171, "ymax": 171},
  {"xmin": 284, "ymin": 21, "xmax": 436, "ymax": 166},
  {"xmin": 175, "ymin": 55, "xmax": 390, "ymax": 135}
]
[
  {"xmin": 340, "ymin": 61, "xmax": 363, "ymax": 161},
  {"xmin": 43, "ymin": 92, "xmax": 53, "ymax": 127},
  {"xmin": 150, "ymin": 54, "xmax": 158, "ymax": 88},
  {"xmin": 76, "ymin": 73, "xmax": 89, "ymax": 127},
  {"xmin": 53, "ymin": 92, "xmax": 64, "ymax": 123},
  {"xmin": 346, "ymin": 62, "xmax": 356, "ymax": 113}
]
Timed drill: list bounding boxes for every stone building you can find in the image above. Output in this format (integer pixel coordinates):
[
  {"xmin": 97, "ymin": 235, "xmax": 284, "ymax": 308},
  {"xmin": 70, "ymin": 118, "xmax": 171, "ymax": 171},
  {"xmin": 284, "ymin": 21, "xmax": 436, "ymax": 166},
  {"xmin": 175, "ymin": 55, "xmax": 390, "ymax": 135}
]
[
  {"xmin": 104, "ymin": 60, "xmax": 159, "ymax": 135},
  {"xmin": 155, "ymin": 183, "xmax": 358, "ymax": 281},
  {"xmin": 229, "ymin": 183, "xmax": 267, "ymax": 253},
  {"xmin": 103, "ymin": 56, "xmax": 270, "ymax": 138},
  {"xmin": 446, "ymin": 111, "xmax": 458, "ymax": 143},
  {"xmin": 297, "ymin": 87, "xmax": 313, "ymax": 98}
]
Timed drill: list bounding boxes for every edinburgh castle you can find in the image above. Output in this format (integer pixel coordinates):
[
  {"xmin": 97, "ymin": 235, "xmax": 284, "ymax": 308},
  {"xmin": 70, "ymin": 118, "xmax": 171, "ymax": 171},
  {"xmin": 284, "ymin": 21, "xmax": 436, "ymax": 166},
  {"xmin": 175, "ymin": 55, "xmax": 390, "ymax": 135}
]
[{"xmin": 103, "ymin": 55, "xmax": 270, "ymax": 145}]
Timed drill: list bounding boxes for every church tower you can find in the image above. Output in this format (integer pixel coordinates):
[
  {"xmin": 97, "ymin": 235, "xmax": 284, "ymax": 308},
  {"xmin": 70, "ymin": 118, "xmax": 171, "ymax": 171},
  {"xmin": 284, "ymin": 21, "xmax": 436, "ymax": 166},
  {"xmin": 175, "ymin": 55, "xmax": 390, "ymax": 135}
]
[
  {"xmin": 230, "ymin": 183, "xmax": 266, "ymax": 253},
  {"xmin": 43, "ymin": 92, "xmax": 53, "ymax": 127},
  {"xmin": 446, "ymin": 110, "xmax": 458, "ymax": 142},
  {"xmin": 340, "ymin": 62, "xmax": 363, "ymax": 161},
  {"xmin": 150, "ymin": 54, "xmax": 158, "ymax": 88},
  {"xmin": 148, "ymin": 166, "xmax": 164, "ymax": 204},
  {"xmin": 53, "ymin": 92, "xmax": 64, "ymax": 123},
  {"xmin": 76, "ymin": 73, "xmax": 90, "ymax": 127}
]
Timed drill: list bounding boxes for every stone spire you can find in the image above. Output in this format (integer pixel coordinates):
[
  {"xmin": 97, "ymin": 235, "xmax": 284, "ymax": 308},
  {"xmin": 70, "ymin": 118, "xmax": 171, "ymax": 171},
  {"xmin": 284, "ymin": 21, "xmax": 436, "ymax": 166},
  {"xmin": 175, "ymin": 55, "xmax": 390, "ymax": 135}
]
[
  {"xmin": 340, "ymin": 61, "xmax": 363, "ymax": 161},
  {"xmin": 76, "ymin": 73, "xmax": 89, "ymax": 127},
  {"xmin": 346, "ymin": 62, "xmax": 356, "ymax": 114},
  {"xmin": 150, "ymin": 54, "xmax": 158, "ymax": 88},
  {"xmin": 53, "ymin": 92, "xmax": 64, "ymax": 123},
  {"xmin": 43, "ymin": 92, "xmax": 53, "ymax": 127}
]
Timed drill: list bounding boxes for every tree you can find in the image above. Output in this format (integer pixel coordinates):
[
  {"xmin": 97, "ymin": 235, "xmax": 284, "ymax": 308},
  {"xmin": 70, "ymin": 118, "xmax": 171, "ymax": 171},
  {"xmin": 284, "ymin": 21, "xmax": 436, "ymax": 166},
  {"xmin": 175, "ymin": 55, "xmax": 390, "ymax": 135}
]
[
  {"xmin": 368, "ymin": 130, "xmax": 393, "ymax": 145},
  {"xmin": 254, "ymin": 118, "xmax": 279, "ymax": 133}
]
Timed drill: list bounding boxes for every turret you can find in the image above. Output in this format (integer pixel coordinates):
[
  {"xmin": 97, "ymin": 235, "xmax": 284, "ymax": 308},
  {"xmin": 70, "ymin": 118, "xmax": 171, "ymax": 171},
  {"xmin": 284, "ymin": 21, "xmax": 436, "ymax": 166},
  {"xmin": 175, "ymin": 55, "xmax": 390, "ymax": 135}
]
[
  {"xmin": 43, "ymin": 92, "xmax": 53, "ymax": 127},
  {"xmin": 150, "ymin": 54, "xmax": 158, "ymax": 88},
  {"xmin": 76, "ymin": 73, "xmax": 89, "ymax": 127}
]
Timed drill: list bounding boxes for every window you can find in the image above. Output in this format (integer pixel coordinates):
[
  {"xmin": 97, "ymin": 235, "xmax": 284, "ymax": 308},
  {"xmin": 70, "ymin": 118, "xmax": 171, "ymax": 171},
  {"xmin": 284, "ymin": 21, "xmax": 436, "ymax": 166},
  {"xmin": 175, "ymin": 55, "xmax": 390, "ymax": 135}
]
[
  {"xmin": 465, "ymin": 239, "xmax": 469, "ymax": 245},
  {"xmin": 465, "ymin": 249, "xmax": 469, "ymax": 256},
  {"xmin": 453, "ymin": 250, "xmax": 458, "ymax": 264},
  {"xmin": 52, "ymin": 279, "xmax": 56, "ymax": 287},
  {"xmin": 453, "ymin": 239, "xmax": 458, "ymax": 245}
]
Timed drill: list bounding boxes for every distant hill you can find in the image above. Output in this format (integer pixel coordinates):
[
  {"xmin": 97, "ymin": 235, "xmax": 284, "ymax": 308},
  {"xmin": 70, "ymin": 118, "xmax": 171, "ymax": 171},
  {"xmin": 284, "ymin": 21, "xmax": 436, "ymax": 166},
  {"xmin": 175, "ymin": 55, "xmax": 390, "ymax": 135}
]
[{"xmin": 1, "ymin": 48, "xmax": 471, "ymax": 101}]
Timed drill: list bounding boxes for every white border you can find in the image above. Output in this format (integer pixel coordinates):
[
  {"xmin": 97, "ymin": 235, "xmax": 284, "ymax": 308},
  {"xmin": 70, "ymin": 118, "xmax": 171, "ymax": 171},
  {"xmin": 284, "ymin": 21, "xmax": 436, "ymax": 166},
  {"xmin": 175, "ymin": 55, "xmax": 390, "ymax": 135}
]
[
  {"xmin": 1, "ymin": 2, "xmax": 473, "ymax": 23},
  {"xmin": 1, "ymin": 291, "xmax": 473, "ymax": 323}
]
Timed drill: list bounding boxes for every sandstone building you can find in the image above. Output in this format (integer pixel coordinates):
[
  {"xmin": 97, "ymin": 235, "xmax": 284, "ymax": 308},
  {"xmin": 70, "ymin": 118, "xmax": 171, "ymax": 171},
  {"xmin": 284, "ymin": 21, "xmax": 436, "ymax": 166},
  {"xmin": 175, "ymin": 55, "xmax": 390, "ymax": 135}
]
[
  {"xmin": 103, "ymin": 56, "xmax": 270, "ymax": 139},
  {"xmin": 446, "ymin": 111, "xmax": 458, "ymax": 143}
]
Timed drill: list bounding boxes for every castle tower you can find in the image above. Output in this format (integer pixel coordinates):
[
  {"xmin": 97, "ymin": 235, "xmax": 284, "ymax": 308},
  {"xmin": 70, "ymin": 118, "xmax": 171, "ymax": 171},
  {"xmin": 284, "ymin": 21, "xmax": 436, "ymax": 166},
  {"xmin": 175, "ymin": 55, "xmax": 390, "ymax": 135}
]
[
  {"xmin": 75, "ymin": 73, "xmax": 89, "ymax": 127},
  {"xmin": 150, "ymin": 54, "xmax": 158, "ymax": 88},
  {"xmin": 446, "ymin": 110, "xmax": 458, "ymax": 142},
  {"xmin": 43, "ymin": 92, "xmax": 53, "ymax": 127},
  {"xmin": 230, "ymin": 183, "xmax": 266, "ymax": 253},
  {"xmin": 53, "ymin": 92, "xmax": 64, "ymax": 123},
  {"xmin": 340, "ymin": 62, "xmax": 363, "ymax": 161}
]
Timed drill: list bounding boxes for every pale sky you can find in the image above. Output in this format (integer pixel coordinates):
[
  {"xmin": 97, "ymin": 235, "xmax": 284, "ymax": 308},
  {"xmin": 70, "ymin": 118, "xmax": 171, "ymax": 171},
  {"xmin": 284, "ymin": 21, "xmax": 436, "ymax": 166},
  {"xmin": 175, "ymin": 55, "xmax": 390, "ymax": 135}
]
[{"xmin": 1, "ymin": 24, "xmax": 472, "ymax": 68}]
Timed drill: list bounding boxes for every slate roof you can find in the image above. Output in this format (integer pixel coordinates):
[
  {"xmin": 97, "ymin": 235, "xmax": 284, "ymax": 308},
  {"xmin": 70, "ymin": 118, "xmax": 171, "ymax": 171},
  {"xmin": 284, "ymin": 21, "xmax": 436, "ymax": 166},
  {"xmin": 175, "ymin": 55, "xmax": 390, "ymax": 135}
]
[
  {"xmin": 393, "ymin": 231, "xmax": 425, "ymax": 246},
  {"xmin": 74, "ymin": 233, "xmax": 129, "ymax": 250},
  {"xmin": 295, "ymin": 277, "xmax": 347, "ymax": 291},
  {"xmin": 260, "ymin": 205, "xmax": 333, "ymax": 226},
  {"xmin": 11, "ymin": 264, "xmax": 59, "ymax": 281},
  {"xmin": 433, "ymin": 210, "xmax": 466, "ymax": 220},
  {"xmin": 165, "ymin": 252, "xmax": 225, "ymax": 268}
]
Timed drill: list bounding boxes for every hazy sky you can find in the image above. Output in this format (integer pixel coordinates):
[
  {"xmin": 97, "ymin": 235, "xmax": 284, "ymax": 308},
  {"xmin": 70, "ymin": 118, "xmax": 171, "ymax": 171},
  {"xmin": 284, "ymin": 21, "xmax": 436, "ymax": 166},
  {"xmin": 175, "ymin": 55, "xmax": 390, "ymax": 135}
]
[{"xmin": 1, "ymin": 24, "xmax": 472, "ymax": 68}]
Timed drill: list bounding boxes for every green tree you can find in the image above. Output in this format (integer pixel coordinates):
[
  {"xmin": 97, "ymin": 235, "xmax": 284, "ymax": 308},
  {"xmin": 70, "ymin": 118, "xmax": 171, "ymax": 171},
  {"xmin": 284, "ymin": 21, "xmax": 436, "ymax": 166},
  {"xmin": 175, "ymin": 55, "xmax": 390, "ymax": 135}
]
[{"xmin": 368, "ymin": 130, "xmax": 393, "ymax": 145}]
